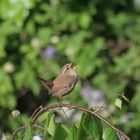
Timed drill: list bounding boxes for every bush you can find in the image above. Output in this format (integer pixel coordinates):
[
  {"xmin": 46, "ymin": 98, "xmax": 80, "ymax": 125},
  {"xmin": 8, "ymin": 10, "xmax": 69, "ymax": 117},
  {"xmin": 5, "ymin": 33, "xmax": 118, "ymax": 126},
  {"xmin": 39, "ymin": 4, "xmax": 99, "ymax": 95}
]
[{"xmin": 0, "ymin": 0, "xmax": 140, "ymax": 139}]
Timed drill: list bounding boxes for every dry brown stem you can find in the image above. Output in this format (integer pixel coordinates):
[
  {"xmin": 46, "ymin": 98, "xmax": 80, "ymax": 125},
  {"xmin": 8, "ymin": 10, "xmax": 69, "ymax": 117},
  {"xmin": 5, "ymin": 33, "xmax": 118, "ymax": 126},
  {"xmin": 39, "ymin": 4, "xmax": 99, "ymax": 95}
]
[{"xmin": 13, "ymin": 103, "xmax": 131, "ymax": 140}]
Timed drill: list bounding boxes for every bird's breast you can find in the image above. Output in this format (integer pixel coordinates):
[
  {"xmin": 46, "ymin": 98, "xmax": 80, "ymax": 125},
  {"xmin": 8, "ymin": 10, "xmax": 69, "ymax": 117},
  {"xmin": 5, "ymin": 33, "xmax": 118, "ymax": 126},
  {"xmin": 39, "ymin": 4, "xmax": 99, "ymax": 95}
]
[{"xmin": 69, "ymin": 70, "xmax": 77, "ymax": 76}]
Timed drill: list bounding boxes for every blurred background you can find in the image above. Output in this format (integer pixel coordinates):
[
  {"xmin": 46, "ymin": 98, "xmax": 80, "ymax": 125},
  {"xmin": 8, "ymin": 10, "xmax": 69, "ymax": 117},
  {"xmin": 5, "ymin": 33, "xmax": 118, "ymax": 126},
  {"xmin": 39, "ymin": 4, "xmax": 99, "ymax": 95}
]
[{"xmin": 0, "ymin": 0, "xmax": 140, "ymax": 139}]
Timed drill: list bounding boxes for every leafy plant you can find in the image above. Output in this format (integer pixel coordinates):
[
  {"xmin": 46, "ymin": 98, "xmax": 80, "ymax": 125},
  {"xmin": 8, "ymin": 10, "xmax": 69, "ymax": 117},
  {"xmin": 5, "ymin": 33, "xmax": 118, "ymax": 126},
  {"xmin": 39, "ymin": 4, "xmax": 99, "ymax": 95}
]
[
  {"xmin": 13, "ymin": 103, "xmax": 130, "ymax": 140},
  {"xmin": 0, "ymin": 0, "xmax": 140, "ymax": 139}
]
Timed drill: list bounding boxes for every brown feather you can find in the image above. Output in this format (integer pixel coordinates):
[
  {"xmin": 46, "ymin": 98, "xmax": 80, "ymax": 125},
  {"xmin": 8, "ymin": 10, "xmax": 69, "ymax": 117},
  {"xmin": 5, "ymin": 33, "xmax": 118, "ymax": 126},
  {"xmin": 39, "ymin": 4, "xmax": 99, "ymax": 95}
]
[
  {"xmin": 51, "ymin": 74, "xmax": 77, "ymax": 97},
  {"xmin": 37, "ymin": 77, "xmax": 53, "ymax": 92},
  {"xmin": 38, "ymin": 63, "xmax": 78, "ymax": 98}
]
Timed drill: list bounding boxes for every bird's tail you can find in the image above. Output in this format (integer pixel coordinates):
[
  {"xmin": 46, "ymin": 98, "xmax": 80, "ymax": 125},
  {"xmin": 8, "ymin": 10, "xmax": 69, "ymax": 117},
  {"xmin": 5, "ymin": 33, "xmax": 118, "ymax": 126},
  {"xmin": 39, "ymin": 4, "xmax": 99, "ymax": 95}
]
[{"xmin": 37, "ymin": 77, "xmax": 53, "ymax": 91}]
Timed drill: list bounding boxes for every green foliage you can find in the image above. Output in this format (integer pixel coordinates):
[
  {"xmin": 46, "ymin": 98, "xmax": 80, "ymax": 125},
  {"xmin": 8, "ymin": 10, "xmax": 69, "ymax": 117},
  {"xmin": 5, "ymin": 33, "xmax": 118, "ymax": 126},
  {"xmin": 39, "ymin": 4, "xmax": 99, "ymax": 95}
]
[
  {"xmin": 66, "ymin": 125, "xmax": 77, "ymax": 140},
  {"xmin": 0, "ymin": 0, "xmax": 140, "ymax": 139},
  {"xmin": 39, "ymin": 112, "xmax": 56, "ymax": 136},
  {"xmin": 76, "ymin": 113, "xmax": 103, "ymax": 140},
  {"xmin": 52, "ymin": 123, "xmax": 68, "ymax": 140},
  {"xmin": 16, "ymin": 112, "xmax": 119, "ymax": 140},
  {"xmin": 115, "ymin": 98, "xmax": 122, "ymax": 109},
  {"xmin": 23, "ymin": 121, "xmax": 33, "ymax": 140},
  {"xmin": 103, "ymin": 128, "xmax": 119, "ymax": 140}
]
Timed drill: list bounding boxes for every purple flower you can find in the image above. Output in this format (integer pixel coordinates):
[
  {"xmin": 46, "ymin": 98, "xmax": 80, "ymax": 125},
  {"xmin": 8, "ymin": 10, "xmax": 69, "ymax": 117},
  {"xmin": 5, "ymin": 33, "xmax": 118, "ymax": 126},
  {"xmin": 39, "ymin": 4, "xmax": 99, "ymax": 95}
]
[
  {"xmin": 43, "ymin": 46, "xmax": 56, "ymax": 59},
  {"xmin": 120, "ymin": 112, "xmax": 134, "ymax": 125},
  {"xmin": 81, "ymin": 85, "xmax": 106, "ymax": 107}
]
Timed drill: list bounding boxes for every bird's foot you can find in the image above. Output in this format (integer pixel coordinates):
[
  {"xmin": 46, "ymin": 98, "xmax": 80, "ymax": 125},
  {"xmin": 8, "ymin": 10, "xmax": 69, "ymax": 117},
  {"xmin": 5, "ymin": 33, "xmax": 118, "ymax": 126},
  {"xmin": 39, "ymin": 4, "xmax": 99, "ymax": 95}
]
[
  {"xmin": 65, "ymin": 103, "xmax": 73, "ymax": 112},
  {"xmin": 56, "ymin": 101, "xmax": 62, "ymax": 111}
]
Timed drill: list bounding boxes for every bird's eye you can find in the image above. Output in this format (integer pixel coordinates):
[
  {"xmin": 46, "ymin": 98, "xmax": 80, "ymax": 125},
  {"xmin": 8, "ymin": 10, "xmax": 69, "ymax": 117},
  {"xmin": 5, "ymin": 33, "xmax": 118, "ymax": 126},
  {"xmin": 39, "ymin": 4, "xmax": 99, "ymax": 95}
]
[{"xmin": 66, "ymin": 67, "xmax": 69, "ymax": 70}]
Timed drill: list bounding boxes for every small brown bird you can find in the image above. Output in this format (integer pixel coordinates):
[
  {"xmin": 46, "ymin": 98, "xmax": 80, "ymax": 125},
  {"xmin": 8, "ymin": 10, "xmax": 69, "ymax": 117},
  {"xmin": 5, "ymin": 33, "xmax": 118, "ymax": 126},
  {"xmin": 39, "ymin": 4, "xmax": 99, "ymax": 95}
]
[{"xmin": 38, "ymin": 63, "xmax": 78, "ymax": 98}]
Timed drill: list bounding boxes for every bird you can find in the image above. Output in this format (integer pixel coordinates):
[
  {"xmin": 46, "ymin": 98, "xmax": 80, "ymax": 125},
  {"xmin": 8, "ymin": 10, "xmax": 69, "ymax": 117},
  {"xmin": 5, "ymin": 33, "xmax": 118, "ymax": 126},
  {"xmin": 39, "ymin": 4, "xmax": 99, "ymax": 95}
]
[{"xmin": 38, "ymin": 63, "xmax": 78, "ymax": 98}]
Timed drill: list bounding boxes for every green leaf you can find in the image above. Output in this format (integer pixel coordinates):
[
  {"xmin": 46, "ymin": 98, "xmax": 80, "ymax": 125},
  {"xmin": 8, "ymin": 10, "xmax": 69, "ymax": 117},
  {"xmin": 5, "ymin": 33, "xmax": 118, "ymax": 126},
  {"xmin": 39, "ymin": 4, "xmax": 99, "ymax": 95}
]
[
  {"xmin": 66, "ymin": 125, "xmax": 78, "ymax": 140},
  {"xmin": 78, "ymin": 13, "xmax": 91, "ymax": 29},
  {"xmin": 39, "ymin": 112, "xmax": 56, "ymax": 136},
  {"xmin": 77, "ymin": 37, "xmax": 105, "ymax": 78},
  {"xmin": 115, "ymin": 98, "xmax": 122, "ymax": 109},
  {"xmin": 76, "ymin": 113, "xmax": 103, "ymax": 140},
  {"xmin": 103, "ymin": 128, "xmax": 119, "ymax": 140},
  {"xmin": 76, "ymin": 113, "xmax": 86, "ymax": 140},
  {"xmin": 23, "ymin": 121, "xmax": 33, "ymax": 140},
  {"xmin": 0, "ymin": 37, "xmax": 6, "ymax": 57},
  {"xmin": 84, "ymin": 113, "xmax": 103, "ymax": 140},
  {"xmin": 52, "ymin": 123, "xmax": 68, "ymax": 140},
  {"xmin": 126, "ymin": 112, "xmax": 140, "ymax": 130}
]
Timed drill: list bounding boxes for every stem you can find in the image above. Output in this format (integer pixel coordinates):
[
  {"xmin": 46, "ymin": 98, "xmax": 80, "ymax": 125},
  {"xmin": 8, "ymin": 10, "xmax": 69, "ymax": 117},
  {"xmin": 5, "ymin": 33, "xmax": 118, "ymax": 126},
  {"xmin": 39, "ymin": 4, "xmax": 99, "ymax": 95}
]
[
  {"xmin": 12, "ymin": 124, "xmax": 44, "ymax": 140},
  {"xmin": 13, "ymin": 103, "xmax": 131, "ymax": 140},
  {"xmin": 31, "ymin": 103, "xmax": 131, "ymax": 140}
]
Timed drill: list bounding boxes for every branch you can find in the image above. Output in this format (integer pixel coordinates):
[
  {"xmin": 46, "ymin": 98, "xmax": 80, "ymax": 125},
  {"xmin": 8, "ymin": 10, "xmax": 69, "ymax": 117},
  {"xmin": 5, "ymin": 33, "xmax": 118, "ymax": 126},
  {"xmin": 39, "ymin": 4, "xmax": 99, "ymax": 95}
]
[
  {"xmin": 31, "ymin": 103, "xmax": 131, "ymax": 140},
  {"xmin": 13, "ymin": 103, "xmax": 131, "ymax": 140},
  {"xmin": 12, "ymin": 124, "xmax": 44, "ymax": 140}
]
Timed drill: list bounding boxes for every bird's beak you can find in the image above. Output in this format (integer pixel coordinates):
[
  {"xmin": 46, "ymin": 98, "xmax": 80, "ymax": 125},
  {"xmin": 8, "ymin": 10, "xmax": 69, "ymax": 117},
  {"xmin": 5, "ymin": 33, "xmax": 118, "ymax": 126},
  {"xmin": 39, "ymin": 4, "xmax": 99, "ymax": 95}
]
[{"xmin": 71, "ymin": 65, "xmax": 78, "ymax": 70}]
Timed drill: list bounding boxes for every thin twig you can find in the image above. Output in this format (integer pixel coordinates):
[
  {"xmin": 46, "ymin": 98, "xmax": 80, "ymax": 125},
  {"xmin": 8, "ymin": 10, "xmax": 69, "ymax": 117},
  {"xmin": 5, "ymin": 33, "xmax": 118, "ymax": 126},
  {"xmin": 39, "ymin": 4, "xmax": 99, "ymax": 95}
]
[
  {"xmin": 12, "ymin": 124, "xmax": 44, "ymax": 140},
  {"xmin": 30, "ymin": 105, "xmax": 43, "ymax": 121},
  {"xmin": 60, "ymin": 107, "xmax": 72, "ymax": 124},
  {"xmin": 91, "ymin": 104, "xmax": 114, "ymax": 124},
  {"xmin": 93, "ymin": 103, "xmax": 105, "ymax": 113},
  {"xmin": 56, "ymin": 100, "xmax": 72, "ymax": 124}
]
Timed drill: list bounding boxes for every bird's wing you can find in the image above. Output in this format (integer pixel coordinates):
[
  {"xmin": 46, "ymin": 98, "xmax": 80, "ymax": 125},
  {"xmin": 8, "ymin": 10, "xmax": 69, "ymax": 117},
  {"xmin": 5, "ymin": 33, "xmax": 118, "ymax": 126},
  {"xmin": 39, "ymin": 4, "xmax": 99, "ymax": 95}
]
[
  {"xmin": 51, "ymin": 83, "xmax": 72, "ymax": 97},
  {"xmin": 52, "ymin": 75, "xmax": 74, "ymax": 97},
  {"xmin": 53, "ymin": 74, "xmax": 74, "ymax": 84},
  {"xmin": 52, "ymin": 81, "xmax": 72, "ymax": 93}
]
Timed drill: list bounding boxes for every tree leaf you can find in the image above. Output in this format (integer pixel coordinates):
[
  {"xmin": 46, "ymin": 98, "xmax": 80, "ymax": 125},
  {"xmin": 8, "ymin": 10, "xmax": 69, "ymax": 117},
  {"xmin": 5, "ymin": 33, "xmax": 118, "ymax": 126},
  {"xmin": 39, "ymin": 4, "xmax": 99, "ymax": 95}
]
[
  {"xmin": 23, "ymin": 121, "xmax": 33, "ymax": 140},
  {"xmin": 83, "ymin": 113, "xmax": 103, "ymax": 140},
  {"xmin": 52, "ymin": 123, "xmax": 68, "ymax": 140},
  {"xmin": 76, "ymin": 113, "xmax": 87, "ymax": 140},
  {"xmin": 39, "ymin": 112, "xmax": 56, "ymax": 136},
  {"xmin": 115, "ymin": 98, "xmax": 122, "ymax": 109},
  {"xmin": 76, "ymin": 113, "xmax": 103, "ymax": 140},
  {"xmin": 66, "ymin": 125, "xmax": 78, "ymax": 140},
  {"xmin": 103, "ymin": 128, "xmax": 119, "ymax": 140}
]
